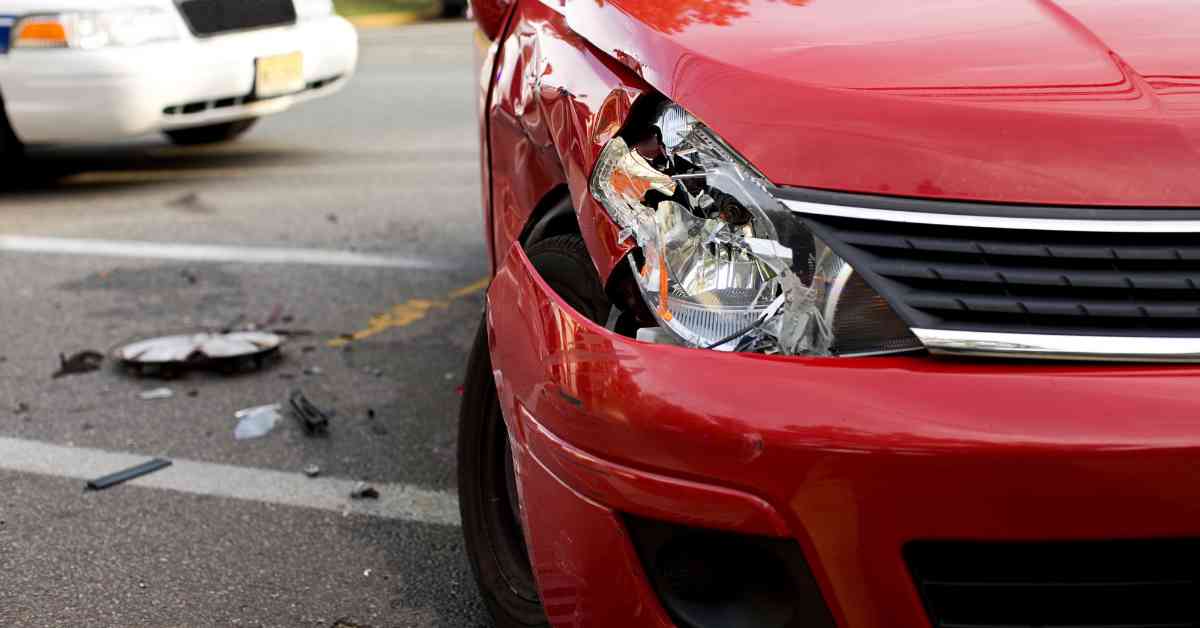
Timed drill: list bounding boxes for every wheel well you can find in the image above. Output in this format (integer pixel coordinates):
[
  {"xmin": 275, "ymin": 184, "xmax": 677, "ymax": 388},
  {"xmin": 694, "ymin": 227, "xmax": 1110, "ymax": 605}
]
[{"xmin": 518, "ymin": 185, "xmax": 580, "ymax": 247}]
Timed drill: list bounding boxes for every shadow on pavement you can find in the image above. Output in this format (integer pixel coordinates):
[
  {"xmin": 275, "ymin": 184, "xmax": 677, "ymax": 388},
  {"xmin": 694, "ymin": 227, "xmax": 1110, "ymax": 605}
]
[{"xmin": 1, "ymin": 139, "xmax": 337, "ymax": 196}]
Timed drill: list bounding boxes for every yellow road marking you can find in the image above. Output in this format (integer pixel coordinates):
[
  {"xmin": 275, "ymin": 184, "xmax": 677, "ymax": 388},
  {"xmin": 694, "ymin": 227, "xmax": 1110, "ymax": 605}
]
[
  {"xmin": 447, "ymin": 277, "xmax": 490, "ymax": 299},
  {"xmin": 329, "ymin": 278, "xmax": 489, "ymax": 347},
  {"xmin": 346, "ymin": 12, "xmax": 426, "ymax": 29}
]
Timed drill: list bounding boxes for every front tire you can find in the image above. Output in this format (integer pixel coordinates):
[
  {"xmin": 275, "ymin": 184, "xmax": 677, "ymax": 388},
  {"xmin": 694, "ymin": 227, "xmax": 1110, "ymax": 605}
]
[
  {"xmin": 164, "ymin": 119, "xmax": 258, "ymax": 146},
  {"xmin": 459, "ymin": 234, "xmax": 609, "ymax": 628}
]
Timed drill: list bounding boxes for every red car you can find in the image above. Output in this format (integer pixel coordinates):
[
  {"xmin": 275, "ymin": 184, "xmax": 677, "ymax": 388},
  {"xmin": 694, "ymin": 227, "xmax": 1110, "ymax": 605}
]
[{"xmin": 457, "ymin": 1, "xmax": 1200, "ymax": 627}]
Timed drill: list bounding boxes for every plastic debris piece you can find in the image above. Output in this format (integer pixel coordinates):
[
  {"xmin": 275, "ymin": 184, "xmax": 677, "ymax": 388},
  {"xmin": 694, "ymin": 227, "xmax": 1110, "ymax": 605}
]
[
  {"xmin": 139, "ymin": 387, "xmax": 174, "ymax": 401},
  {"xmin": 234, "ymin": 403, "xmax": 283, "ymax": 440},
  {"xmin": 116, "ymin": 331, "xmax": 282, "ymax": 365},
  {"xmin": 303, "ymin": 366, "xmax": 323, "ymax": 376},
  {"xmin": 303, "ymin": 464, "xmax": 321, "ymax": 478},
  {"xmin": 288, "ymin": 389, "xmax": 331, "ymax": 436},
  {"xmin": 350, "ymin": 482, "xmax": 379, "ymax": 500},
  {"xmin": 261, "ymin": 304, "xmax": 284, "ymax": 328},
  {"xmin": 86, "ymin": 458, "xmax": 172, "ymax": 491},
  {"xmin": 53, "ymin": 350, "xmax": 104, "ymax": 378}
]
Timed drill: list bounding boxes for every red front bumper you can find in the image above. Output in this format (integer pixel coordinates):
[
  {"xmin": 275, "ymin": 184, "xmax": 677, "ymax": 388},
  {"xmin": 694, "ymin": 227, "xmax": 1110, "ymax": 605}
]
[{"xmin": 487, "ymin": 244, "xmax": 1200, "ymax": 628}]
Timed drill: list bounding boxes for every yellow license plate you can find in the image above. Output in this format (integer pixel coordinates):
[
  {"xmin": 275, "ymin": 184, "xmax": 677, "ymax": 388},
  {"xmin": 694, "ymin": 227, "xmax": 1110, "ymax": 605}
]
[{"xmin": 255, "ymin": 51, "xmax": 304, "ymax": 99}]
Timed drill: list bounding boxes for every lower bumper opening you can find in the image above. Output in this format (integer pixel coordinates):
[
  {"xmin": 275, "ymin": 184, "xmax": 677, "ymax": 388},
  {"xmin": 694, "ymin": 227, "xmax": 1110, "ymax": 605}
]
[
  {"xmin": 161, "ymin": 74, "xmax": 346, "ymax": 117},
  {"xmin": 624, "ymin": 515, "xmax": 836, "ymax": 628},
  {"xmin": 906, "ymin": 539, "xmax": 1200, "ymax": 627}
]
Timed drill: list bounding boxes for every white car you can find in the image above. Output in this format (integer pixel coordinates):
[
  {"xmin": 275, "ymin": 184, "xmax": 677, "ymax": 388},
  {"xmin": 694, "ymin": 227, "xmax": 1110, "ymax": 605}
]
[{"xmin": 0, "ymin": 0, "xmax": 357, "ymax": 149}]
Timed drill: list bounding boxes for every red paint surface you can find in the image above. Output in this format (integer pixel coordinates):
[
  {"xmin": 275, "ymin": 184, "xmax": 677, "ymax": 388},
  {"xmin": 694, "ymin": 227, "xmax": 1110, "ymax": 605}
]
[
  {"xmin": 553, "ymin": 0, "xmax": 1200, "ymax": 206},
  {"xmin": 486, "ymin": 2, "xmax": 642, "ymax": 283},
  {"xmin": 474, "ymin": 2, "xmax": 1200, "ymax": 627},
  {"xmin": 490, "ymin": 244, "xmax": 1200, "ymax": 627}
]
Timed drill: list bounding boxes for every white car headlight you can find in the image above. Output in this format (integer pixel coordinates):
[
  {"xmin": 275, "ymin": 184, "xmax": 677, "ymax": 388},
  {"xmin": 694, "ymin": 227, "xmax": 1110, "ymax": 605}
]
[
  {"xmin": 591, "ymin": 101, "xmax": 922, "ymax": 356},
  {"xmin": 294, "ymin": 0, "xmax": 336, "ymax": 19},
  {"xmin": 13, "ymin": 7, "xmax": 180, "ymax": 49}
]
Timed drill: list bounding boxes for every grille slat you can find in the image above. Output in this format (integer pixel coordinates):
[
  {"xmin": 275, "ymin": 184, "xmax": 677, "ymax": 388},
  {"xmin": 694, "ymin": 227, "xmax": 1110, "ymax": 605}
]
[
  {"xmin": 871, "ymin": 257, "xmax": 1200, "ymax": 290},
  {"xmin": 835, "ymin": 228, "xmax": 1200, "ymax": 261},
  {"xmin": 907, "ymin": 540, "xmax": 1200, "ymax": 628},
  {"xmin": 805, "ymin": 216, "xmax": 1200, "ymax": 337},
  {"xmin": 177, "ymin": 0, "xmax": 296, "ymax": 37},
  {"xmin": 906, "ymin": 291, "xmax": 1200, "ymax": 318}
]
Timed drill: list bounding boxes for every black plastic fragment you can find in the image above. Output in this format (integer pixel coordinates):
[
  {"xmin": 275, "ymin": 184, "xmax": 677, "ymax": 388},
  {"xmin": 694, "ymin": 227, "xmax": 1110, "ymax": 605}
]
[
  {"xmin": 288, "ymin": 389, "xmax": 331, "ymax": 436},
  {"xmin": 53, "ymin": 350, "xmax": 104, "ymax": 378},
  {"xmin": 85, "ymin": 458, "xmax": 173, "ymax": 491}
]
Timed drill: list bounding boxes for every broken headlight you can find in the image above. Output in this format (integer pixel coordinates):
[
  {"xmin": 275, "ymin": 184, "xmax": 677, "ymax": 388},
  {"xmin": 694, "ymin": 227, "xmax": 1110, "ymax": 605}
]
[{"xmin": 590, "ymin": 102, "xmax": 922, "ymax": 356}]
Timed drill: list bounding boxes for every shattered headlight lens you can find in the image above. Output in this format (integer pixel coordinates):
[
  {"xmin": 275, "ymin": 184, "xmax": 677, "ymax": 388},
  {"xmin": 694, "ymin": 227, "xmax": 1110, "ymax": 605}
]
[{"xmin": 590, "ymin": 102, "xmax": 922, "ymax": 356}]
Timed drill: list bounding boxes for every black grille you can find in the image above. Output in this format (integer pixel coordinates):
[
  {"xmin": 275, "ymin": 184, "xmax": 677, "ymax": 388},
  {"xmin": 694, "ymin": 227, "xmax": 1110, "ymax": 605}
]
[
  {"xmin": 177, "ymin": 0, "xmax": 296, "ymax": 37},
  {"xmin": 803, "ymin": 215, "xmax": 1200, "ymax": 337},
  {"xmin": 907, "ymin": 540, "xmax": 1200, "ymax": 628}
]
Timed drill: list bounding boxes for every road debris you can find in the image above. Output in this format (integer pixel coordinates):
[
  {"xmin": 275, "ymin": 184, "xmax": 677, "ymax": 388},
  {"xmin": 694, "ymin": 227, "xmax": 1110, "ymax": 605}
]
[
  {"xmin": 303, "ymin": 366, "xmax": 323, "ymax": 376},
  {"xmin": 52, "ymin": 350, "xmax": 104, "ymax": 378},
  {"xmin": 234, "ymin": 403, "xmax": 283, "ymax": 440},
  {"xmin": 260, "ymin": 304, "xmax": 284, "ymax": 328},
  {"xmin": 138, "ymin": 387, "xmax": 174, "ymax": 401},
  {"xmin": 114, "ymin": 331, "xmax": 283, "ymax": 377},
  {"xmin": 288, "ymin": 389, "xmax": 332, "ymax": 436},
  {"xmin": 85, "ymin": 458, "xmax": 172, "ymax": 491},
  {"xmin": 350, "ymin": 482, "xmax": 379, "ymax": 500},
  {"xmin": 13, "ymin": 402, "xmax": 29, "ymax": 415},
  {"xmin": 303, "ymin": 464, "xmax": 321, "ymax": 478}
]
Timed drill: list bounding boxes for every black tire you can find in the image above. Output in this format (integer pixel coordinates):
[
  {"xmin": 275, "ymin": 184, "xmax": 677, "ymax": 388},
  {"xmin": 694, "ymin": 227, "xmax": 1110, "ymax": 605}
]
[
  {"xmin": 459, "ymin": 234, "xmax": 609, "ymax": 628},
  {"xmin": 0, "ymin": 90, "xmax": 25, "ymax": 164},
  {"xmin": 164, "ymin": 119, "xmax": 258, "ymax": 146}
]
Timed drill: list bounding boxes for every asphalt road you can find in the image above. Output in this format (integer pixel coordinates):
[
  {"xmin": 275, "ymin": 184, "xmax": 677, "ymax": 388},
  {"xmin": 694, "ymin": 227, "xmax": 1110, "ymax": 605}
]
[{"xmin": 0, "ymin": 21, "xmax": 492, "ymax": 628}]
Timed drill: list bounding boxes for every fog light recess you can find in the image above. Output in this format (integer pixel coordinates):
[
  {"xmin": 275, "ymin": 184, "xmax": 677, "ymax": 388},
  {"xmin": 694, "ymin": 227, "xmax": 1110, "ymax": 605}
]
[{"xmin": 624, "ymin": 516, "xmax": 836, "ymax": 628}]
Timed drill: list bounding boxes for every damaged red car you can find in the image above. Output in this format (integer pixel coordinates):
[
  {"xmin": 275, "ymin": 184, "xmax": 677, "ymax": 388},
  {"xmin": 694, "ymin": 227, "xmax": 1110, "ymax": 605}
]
[{"xmin": 458, "ymin": 1, "xmax": 1200, "ymax": 627}]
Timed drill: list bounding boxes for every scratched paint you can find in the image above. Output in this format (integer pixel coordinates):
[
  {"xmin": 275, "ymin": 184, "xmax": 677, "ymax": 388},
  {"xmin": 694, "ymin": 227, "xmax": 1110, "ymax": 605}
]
[{"xmin": 328, "ymin": 278, "xmax": 489, "ymax": 347}]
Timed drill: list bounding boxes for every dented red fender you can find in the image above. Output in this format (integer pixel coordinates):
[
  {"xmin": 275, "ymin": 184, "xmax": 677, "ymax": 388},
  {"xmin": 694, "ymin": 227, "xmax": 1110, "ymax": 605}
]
[{"xmin": 487, "ymin": 1, "xmax": 644, "ymax": 284}]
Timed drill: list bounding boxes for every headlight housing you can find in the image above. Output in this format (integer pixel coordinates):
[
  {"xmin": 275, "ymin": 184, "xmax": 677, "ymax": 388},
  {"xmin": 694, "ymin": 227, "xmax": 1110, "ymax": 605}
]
[
  {"xmin": 590, "ymin": 101, "xmax": 922, "ymax": 357},
  {"xmin": 294, "ymin": 0, "xmax": 336, "ymax": 19},
  {"xmin": 13, "ymin": 7, "xmax": 180, "ymax": 49}
]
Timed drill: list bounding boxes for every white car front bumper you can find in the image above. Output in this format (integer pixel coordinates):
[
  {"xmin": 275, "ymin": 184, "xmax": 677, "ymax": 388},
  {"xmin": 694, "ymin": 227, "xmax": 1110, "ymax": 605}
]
[{"xmin": 0, "ymin": 14, "xmax": 358, "ymax": 144}]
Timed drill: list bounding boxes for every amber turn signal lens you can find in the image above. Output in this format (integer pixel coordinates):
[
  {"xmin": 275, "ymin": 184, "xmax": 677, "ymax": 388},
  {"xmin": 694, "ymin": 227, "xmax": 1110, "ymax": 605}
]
[{"xmin": 14, "ymin": 18, "xmax": 69, "ymax": 48}]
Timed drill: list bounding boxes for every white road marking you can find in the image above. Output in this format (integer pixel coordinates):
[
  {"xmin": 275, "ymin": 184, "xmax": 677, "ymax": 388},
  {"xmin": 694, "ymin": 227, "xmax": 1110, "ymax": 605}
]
[
  {"xmin": 0, "ymin": 437, "xmax": 461, "ymax": 526},
  {"xmin": 0, "ymin": 235, "xmax": 444, "ymax": 269}
]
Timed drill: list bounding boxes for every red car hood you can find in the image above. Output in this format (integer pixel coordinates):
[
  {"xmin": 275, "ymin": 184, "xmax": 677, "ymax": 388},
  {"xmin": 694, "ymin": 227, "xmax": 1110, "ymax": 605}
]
[{"xmin": 559, "ymin": 0, "xmax": 1200, "ymax": 206}]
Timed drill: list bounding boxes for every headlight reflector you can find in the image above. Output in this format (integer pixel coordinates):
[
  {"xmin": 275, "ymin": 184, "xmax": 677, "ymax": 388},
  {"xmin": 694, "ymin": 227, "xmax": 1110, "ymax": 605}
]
[
  {"xmin": 14, "ymin": 8, "xmax": 179, "ymax": 50},
  {"xmin": 591, "ymin": 102, "xmax": 922, "ymax": 356}
]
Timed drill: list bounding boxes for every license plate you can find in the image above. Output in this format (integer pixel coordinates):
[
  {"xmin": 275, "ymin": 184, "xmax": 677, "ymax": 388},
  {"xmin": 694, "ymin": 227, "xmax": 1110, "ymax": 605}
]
[{"xmin": 255, "ymin": 51, "xmax": 304, "ymax": 99}]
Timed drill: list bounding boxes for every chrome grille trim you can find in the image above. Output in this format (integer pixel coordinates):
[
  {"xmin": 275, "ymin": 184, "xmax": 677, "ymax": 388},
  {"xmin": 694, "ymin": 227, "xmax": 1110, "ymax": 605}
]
[{"xmin": 781, "ymin": 198, "xmax": 1200, "ymax": 233}]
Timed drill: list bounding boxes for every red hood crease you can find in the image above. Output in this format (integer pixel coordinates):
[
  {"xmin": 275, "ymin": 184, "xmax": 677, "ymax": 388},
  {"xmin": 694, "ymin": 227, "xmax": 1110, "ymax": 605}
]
[{"xmin": 555, "ymin": 0, "xmax": 1200, "ymax": 206}]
